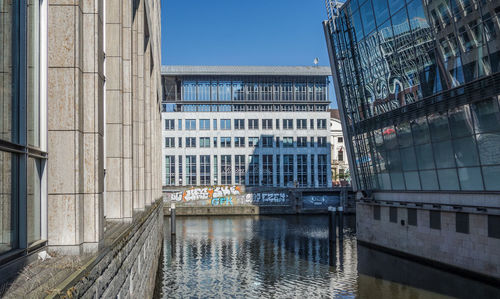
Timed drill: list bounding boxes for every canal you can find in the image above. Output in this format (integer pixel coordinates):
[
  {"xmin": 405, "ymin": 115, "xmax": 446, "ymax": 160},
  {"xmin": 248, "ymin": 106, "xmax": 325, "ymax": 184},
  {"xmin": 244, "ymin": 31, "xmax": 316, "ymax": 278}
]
[{"xmin": 154, "ymin": 215, "xmax": 500, "ymax": 298}]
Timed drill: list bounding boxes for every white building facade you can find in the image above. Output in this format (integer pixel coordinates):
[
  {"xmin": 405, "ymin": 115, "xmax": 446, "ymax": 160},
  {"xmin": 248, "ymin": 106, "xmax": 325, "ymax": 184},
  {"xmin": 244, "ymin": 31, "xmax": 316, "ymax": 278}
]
[
  {"xmin": 161, "ymin": 66, "xmax": 333, "ymax": 189},
  {"xmin": 329, "ymin": 109, "xmax": 349, "ymax": 185}
]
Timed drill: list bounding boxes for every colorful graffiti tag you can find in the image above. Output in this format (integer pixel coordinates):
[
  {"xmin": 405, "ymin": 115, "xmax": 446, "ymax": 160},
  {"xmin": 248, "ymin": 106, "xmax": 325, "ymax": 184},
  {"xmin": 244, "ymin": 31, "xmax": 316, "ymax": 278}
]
[{"xmin": 170, "ymin": 186, "xmax": 241, "ymax": 204}]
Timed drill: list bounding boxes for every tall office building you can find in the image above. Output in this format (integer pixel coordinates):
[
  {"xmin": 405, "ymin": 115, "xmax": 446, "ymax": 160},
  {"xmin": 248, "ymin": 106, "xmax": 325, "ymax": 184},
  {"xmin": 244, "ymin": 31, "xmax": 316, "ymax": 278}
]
[
  {"xmin": 161, "ymin": 66, "xmax": 333, "ymax": 190},
  {"xmin": 324, "ymin": 0, "xmax": 500, "ymax": 279}
]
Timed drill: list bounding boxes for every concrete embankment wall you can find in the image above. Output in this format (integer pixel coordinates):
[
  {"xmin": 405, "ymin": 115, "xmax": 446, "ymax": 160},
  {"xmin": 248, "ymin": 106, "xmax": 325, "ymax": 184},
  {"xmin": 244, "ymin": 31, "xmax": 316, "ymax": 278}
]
[
  {"xmin": 163, "ymin": 186, "xmax": 354, "ymax": 215},
  {"xmin": 48, "ymin": 200, "xmax": 164, "ymax": 298},
  {"xmin": 357, "ymin": 201, "xmax": 500, "ymax": 282}
]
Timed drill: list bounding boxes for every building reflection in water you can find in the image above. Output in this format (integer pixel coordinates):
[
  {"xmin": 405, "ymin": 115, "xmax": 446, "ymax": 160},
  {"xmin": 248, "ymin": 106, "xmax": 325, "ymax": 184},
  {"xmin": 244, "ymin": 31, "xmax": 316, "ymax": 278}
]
[{"xmin": 156, "ymin": 215, "xmax": 500, "ymax": 298}]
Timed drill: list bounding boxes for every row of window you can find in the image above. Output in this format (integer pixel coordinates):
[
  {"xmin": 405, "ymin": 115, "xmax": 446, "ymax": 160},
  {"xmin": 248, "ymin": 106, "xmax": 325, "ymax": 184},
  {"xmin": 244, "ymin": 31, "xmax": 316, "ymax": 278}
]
[
  {"xmin": 165, "ymin": 154, "xmax": 329, "ymax": 187},
  {"xmin": 163, "ymin": 104, "xmax": 330, "ymax": 113},
  {"xmin": 373, "ymin": 205, "xmax": 500, "ymax": 239},
  {"xmin": 165, "ymin": 118, "xmax": 328, "ymax": 131},
  {"xmin": 165, "ymin": 136, "xmax": 329, "ymax": 148}
]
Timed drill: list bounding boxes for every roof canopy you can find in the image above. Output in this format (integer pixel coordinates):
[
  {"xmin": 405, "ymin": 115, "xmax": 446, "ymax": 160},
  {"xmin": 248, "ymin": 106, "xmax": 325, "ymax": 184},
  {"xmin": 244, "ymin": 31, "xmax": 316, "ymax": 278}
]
[{"xmin": 161, "ymin": 65, "xmax": 332, "ymax": 77}]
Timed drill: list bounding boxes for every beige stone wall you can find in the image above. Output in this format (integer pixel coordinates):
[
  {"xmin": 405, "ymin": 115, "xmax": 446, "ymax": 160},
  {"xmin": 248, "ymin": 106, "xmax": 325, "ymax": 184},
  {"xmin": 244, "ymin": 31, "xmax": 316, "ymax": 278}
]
[{"xmin": 47, "ymin": 0, "xmax": 162, "ymax": 253}]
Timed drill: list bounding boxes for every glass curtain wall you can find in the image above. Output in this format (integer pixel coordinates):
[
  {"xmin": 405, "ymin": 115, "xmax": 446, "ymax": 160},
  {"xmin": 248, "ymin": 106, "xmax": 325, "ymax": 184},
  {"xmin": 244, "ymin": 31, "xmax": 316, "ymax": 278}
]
[{"xmin": 1, "ymin": 0, "xmax": 45, "ymax": 259}]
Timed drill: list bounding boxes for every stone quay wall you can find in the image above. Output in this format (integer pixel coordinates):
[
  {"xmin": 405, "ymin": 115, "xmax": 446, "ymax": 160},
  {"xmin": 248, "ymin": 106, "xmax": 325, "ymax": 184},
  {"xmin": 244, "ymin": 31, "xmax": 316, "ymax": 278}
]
[
  {"xmin": 356, "ymin": 201, "xmax": 500, "ymax": 281},
  {"xmin": 48, "ymin": 200, "xmax": 163, "ymax": 298}
]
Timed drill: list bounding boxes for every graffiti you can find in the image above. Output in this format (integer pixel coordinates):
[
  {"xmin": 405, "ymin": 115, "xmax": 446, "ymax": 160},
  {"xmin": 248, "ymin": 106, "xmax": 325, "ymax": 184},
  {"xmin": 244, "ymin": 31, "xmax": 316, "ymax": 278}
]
[
  {"xmin": 302, "ymin": 195, "xmax": 339, "ymax": 209},
  {"xmin": 211, "ymin": 197, "xmax": 233, "ymax": 206},
  {"xmin": 245, "ymin": 193, "xmax": 288, "ymax": 205},
  {"xmin": 169, "ymin": 186, "xmax": 241, "ymax": 202}
]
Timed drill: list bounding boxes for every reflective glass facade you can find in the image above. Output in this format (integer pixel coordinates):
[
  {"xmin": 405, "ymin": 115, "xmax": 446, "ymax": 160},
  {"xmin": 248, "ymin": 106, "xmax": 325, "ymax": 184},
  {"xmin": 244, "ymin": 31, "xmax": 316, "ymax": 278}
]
[{"xmin": 325, "ymin": 0, "xmax": 500, "ymax": 191}]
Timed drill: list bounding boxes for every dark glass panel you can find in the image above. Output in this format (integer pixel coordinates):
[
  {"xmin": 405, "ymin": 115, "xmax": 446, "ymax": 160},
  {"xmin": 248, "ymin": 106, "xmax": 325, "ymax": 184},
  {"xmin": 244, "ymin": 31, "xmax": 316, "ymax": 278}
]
[
  {"xmin": 388, "ymin": 0, "xmax": 406, "ymax": 16},
  {"xmin": 420, "ymin": 170, "xmax": 439, "ymax": 190},
  {"xmin": 401, "ymin": 147, "xmax": 418, "ymax": 171},
  {"xmin": 396, "ymin": 122, "xmax": 413, "ymax": 148},
  {"xmin": 352, "ymin": 10, "xmax": 364, "ymax": 42},
  {"xmin": 458, "ymin": 167, "xmax": 484, "ymax": 190},
  {"xmin": 360, "ymin": 0, "xmax": 376, "ymax": 35},
  {"xmin": 448, "ymin": 105, "xmax": 474, "ymax": 137},
  {"xmin": 437, "ymin": 169, "xmax": 460, "ymax": 191},
  {"xmin": 471, "ymin": 98, "xmax": 500, "ymax": 133},
  {"xmin": 390, "ymin": 172, "xmax": 405, "ymax": 190},
  {"xmin": 1, "ymin": 1, "xmax": 14, "ymax": 142},
  {"xmin": 482, "ymin": 166, "xmax": 500, "ymax": 191},
  {"xmin": 453, "ymin": 136, "xmax": 480, "ymax": 167},
  {"xmin": 434, "ymin": 140, "xmax": 455, "ymax": 168},
  {"xmin": 0, "ymin": 151, "xmax": 16, "ymax": 254},
  {"xmin": 415, "ymin": 143, "xmax": 435, "ymax": 170},
  {"xmin": 477, "ymin": 133, "xmax": 500, "ymax": 165},
  {"xmin": 411, "ymin": 116, "xmax": 430, "ymax": 145},
  {"xmin": 383, "ymin": 126, "xmax": 398, "ymax": 150},
  {"xmin": 372, "ymin": 0, "xmax": 389, "ymax": 25},
  {"xmin": 428, "ymin": 113, "xmax": 451, "ymax": 142},
  {"xmin": 27, "ymin": 157, "xmax": 41, "ymax": 244},
  {"xmin": 404, "ymin": 171, "xmax": 421, "ymax": 190}
]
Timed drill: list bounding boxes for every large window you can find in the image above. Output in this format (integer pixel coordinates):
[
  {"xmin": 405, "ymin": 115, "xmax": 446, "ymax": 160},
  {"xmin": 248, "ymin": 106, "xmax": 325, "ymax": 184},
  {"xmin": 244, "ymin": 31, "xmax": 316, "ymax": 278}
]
[
  {"xmin": 213, "ymin": 155, "xmax": 218, "ymax": 185},
  {"xmin": 262, "ymin": 119, "xmax": 272, "ymax": 130},
  {"xmin": 283, "ymin": 137, "xmax": 294, "ymax": 147},
  {"xmin": 220, "ymin": 119, "xmax": 231, "ymax": 130},
  {"xmin": 283, "ymin": 119, "xmax": 293, "ymax": 129},
  {"xmin": 221, "ymin": 137, "xmax": 231, "ymax": 148},
  {"xmin": 165, "ymin": 137, "xmax": 175, "ymax": 148},
  {"xmin": 235, "ymin": 137, "xmax": 245, "ymax": 148},
  {"xmin": 234, "ymin": 119, "xmax": 245, "ymax": 130},
  {"xmin": 199, "ymin": 119, "xmax": 210, "ymax": 130},
  {"xmin": 185, "ymin": 119, "xmax": 196, "ymax": 130},
  {"xmin": 297, "ymin": 119, "xmax": 307, "ymax": 129},
  {"xmin": 262, "ymin": 137, "xmax": 273, "ymax": 148},
  {"xmin": 284, "ymin": 155, "xmax": 294, "ymax": 186},
  {"xmin": 199, "ymin": 137, "xmax": 210, "ymax": 148},
  {"xmin": 297, "ymin": 137, "xmax": 307, "ymax": 147},
  {"xmin": 248, "ymin": 119, "xmax": 259, "ymax": 130},
  {"xmin": 248, "ymin": 137, "xmax": 259, "ymax": 147},
  {"xmin": 317, "ymin": 119, "xmax": 327, "ymax": 129},
  {"xmin": 186, "ymin": 156, "xmax": 197, "ymax": 185},
  {"xmin": 1, "ymin": 0, "xmax": 45, "ymax": 257},
  {"xmin": 165, "ymin": 156, "xmax": 175, "ymax": 185},
  {"xmin": 178, "ymin": 156, "xmax": 183, "ymax": 185},
  {"xmin": 235, "ymin": 155, "xmax": 245, "ymax": 184},
  {"xmin": 200, "ymin": 155, "xmax": 210, "ymax": 185},
  {"xmin": 276, "ymin": 155, "xmax": 281, "ymax": 186},
  {"xmin": 221, "ymin": 155, "xmax": 232, "ymax": 185},
  {"xmin": 297, "ymin": 155, "xmax": 308, "ymax": 187},
  {"xmin": 263, "ymin": 155, "xmax": 273, "ymax": 186},
  {"xmin": 165, "ymin": 119, "xmax": 175, "ymax": 130},
  {"xmin": 249, "ymin": 155, "xmax": 259, "ymax": 186},
  {"xmin": 318, "ymin": 155, "xmax": 328, "ymax": 187},
  {"xmin": 186, "ymin": 137, "xmax": 196, "ymax": 148}
]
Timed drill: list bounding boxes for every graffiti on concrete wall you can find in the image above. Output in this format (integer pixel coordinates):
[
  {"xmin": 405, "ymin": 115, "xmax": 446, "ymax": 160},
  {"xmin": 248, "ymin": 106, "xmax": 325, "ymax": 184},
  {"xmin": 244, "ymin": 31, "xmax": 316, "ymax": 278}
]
[
  {"xmin": 166, "ymin": 186, "xmax": 290, "ymax": 207},
  {"xmin": 302, "ymin": 194, "xmax": 340, "ymax": 209},
  {"xmin": 245, "ymin": 193, "xmax": 288, "ymax": 205}
]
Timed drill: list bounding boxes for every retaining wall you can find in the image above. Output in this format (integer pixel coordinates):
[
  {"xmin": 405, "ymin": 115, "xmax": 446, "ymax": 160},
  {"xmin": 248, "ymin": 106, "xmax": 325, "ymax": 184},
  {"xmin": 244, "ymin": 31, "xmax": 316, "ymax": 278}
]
[{"xmin": 47, "ymin": 200, "xmax": 164, "ymax": 298}]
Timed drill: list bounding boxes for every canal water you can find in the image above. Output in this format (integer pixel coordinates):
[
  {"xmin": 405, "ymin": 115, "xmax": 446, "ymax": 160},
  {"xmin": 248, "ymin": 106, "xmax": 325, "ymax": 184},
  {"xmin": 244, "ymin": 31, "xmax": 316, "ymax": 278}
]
[{"xmin": 154, "ymin": 215, "xmax": 500, "ymax": 298}]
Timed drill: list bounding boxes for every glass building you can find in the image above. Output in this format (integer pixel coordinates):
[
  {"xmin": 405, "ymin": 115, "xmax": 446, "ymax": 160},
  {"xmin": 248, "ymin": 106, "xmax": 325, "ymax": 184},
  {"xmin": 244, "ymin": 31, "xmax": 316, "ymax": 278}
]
[
  {"xmin": 161, "ymin": 66, "xmax": 333, "ymax": 189},
  {"xmin": 1, "ymin": 1, "xmax": 46, "ymax": 260},
  {"xmin": 324, "ymin": 0, "xmax": 500, "ymax": 192}
]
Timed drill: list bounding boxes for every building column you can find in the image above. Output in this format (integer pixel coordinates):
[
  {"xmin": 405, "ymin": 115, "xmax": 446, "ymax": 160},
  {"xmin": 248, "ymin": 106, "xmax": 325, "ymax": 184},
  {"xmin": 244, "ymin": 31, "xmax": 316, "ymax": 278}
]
[
  {"xmin": 105, "ymin": 0, "xmax": 124, "ymax": 219},
  {"xmin": 47, "ymin": 0, "xmax": 104, "ymax": 253}
]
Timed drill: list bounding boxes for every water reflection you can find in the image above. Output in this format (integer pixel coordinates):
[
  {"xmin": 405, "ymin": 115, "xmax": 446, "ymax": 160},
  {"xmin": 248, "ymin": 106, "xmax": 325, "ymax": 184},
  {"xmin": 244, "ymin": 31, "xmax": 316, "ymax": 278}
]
[{"xmin": 155, "ymin": 215, "xmax": 500, "ymax": 298}]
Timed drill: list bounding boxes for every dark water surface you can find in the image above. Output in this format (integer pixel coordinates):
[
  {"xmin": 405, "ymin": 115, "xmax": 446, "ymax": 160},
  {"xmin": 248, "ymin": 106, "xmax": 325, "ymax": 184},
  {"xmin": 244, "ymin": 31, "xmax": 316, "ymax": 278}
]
[{"xmin": 154, "ymin": 215, "xmax": 500, "ymax": 298}]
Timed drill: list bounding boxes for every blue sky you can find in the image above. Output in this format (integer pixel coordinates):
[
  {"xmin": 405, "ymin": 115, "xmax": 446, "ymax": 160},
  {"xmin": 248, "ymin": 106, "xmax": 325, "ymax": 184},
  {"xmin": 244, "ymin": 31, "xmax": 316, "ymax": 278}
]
[{"xmin": 160, "ymin": 0, "xmax": 337, "ymax": 107}]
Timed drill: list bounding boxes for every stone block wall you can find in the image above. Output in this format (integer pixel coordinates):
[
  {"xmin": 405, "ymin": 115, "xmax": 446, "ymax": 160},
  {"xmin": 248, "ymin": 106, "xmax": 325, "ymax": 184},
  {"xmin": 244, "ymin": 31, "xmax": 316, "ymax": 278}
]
[
  {"xmin": 357, "ymin": 202, "xmax": 500, "ymax": 280},
  {"xmin": 52, "ymin": 200, "xmax": 163, "ymax": 298}
]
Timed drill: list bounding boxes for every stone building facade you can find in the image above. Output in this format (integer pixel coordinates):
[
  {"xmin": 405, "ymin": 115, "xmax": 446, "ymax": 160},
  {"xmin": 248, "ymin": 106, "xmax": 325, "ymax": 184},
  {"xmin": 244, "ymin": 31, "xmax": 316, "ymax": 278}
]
[
  {"xmin": 329, "ymin": 109, "xmax": 349, "ymax": 186},
  {"xmin": 1, "ymin": 0, "xmax": 163, "ymax": 293}
]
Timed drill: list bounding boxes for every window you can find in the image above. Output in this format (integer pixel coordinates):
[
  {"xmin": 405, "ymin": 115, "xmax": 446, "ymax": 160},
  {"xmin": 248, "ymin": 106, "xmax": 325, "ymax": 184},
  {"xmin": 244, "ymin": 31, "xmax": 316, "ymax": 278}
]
[
  {"xmin": 456, "ymin": 213, "xmax": 469, "ymax": 234},
  {"xmin": 213, "ymin": 155, "xmax": 218, "ymax": 184},
  {"xmin": 338, "ymin": 150, "xmax": 344, "ymax": 161},
  {"xmin": 235, "ymin": 119, "xmax": 245, "ymax": 130},
  {"xmin": 213, "ymin": 119, "xmax": 217, "ymax": 130},
  {"xmin": 165, "ymin": 156, "xmax": 175, "ymax": 185},
  {"xmin": 220, "ymin": 119, "xmax": 231, "ymax": 130},
  {"xmin": 221, "ymin": 155, "xmax": 232, "ymax": 185},
  {"xmin": 248, "ymin": 156, "xmax": 259, "ymax": 186},
  {"xmin": 199, "ymin": 119, "xmax": 210, "ymax": 130},
  {"xmin": 186, "ymin": 119, "xmax": 196, "ymax": 130},
  {"xmin": 200, "ymin": 155, "xmax": 211, "ymax": 185},
  {"xmin": 262, "ymin": 136, "xmax": 273, "ymax": 148},
  {"xmin": 178, "ymin": 137, "xmax": 182, "ymax": 148},
  {"xmin": 249, "ymin": 119, "xmax": 259, "ymax": 130},
  {"xmin": 408, "ymin": 209, "xmax": 417, "ymax": 226},
  {"xmin": 338, "ymin": 137, "xmax": 343, "ymax": 143},
  {"xmin": 221, "ymin": 137, "xmax": 231, "ymax": 148},
  {"xmin": 318, "ymin": 137, "xmax": 327, "ymax": 147},
  {"xmin": 178, "ymin": 156, "xmax": 183, "ymax": 185},
  {"xmin": 489, "ymin": 215, "xmax": 500, "ymax": 239},
  {"xmin": 200, "ymin": 137, "xmax": 210, "ymax": 148},
  {"xmin": 276, "ymin": 119, "xmax": 280, "ymax": 129},
  {"xmin": 235, "ymin": 137, "xmax": 245, "ymax": 147},
  {"xmin": 262, "ymin": 119, "xmax": 273, "ymax": 129},
  {"xmin": 275, "ymin": 137, "xmax": 280, "ymax": 148},
  {"xmin": 186, "ymin": 156, "xmax": 197, "ymax": 185},
  {"xmin": 310, "ymin": 137, "xmax": 314, "ymax": 147},
  {"xmin": 165, "ymin": 119, "xmax": 175, "ymax": 130},
  {"xmin": 283, "ymin": 119, "xmax": 293, "ymax": 129},
  {"xmin": 284, "ymin": 155, "xmax": 294, "ymax": 186},
  {"xmin": 213, "ymin": 137, "xmax": 217, "ymax": 148},
  {"xmin": 186, "ymin": 137, "xmax": 196, "ymax": 148},
  {"xmin": 248, "ymin": 137, "xmax": 259, "ymax": 147},
  {"xmin": 235, "ymin": 155, "xmax": 245, "ymax": 184},
  {"xmin": 317, "ymin": 119, "xmax": 327, "ymax": 129},
  {"xmin": 283, "ymin": 137, "xmax": 293, "ymax": 147},
  {"xmin": 178, "ymin": 119, "xmax": 182, "ymax": 130},
  {"xmin": 310, "ymin": 119, "xmax": 314, "ymax": 130},
  {"xmin": 165, "ymin": 137, "xmax": 175, "ymax": 148},
  {"xmin": 297, "ymin": 155, "xmax": 308, "ymax": 187},
  {"xmin": 263, "ymin": 155, "xmax": 273, "ymax": 186},
  {"xmin": 318, "ymin": 155, "xmax": 328, "ymax": 187},
  {"xmin": 297, "ymin": 119, "xmax": 307, "ymax": 129},
  {"xmin": 390, "ymin": 207, "xmax": 397, "ymax": 223},
  {"xmin": 297, "ymin": 137, "xmax": 307, "ymax": 147},
  {"xmin": 374, "ymin": 206, "xmax": 381, "ymax": 220},
  {"xmin": 430, "ymin": 211, "xmax": 441, "ymax": 230}
]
